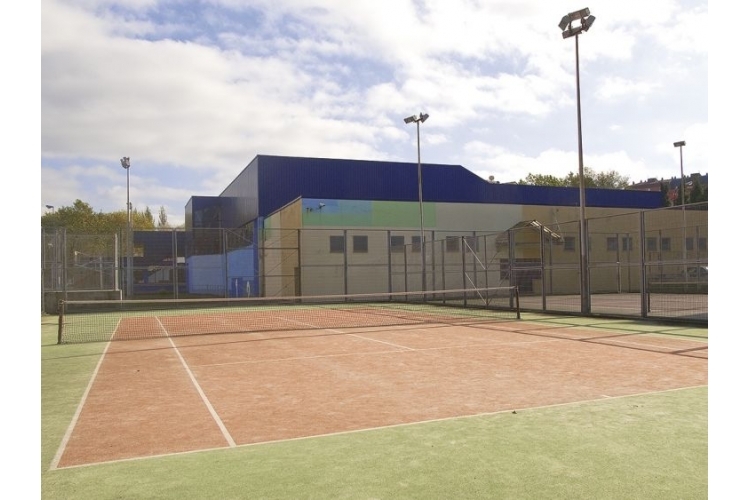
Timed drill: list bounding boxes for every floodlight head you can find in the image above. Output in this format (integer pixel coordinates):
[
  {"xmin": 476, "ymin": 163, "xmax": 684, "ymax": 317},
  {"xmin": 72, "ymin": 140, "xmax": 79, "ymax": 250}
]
[
  {"xmin": 673, "ymin": 140, "xmax": 686, "ymax": 147},
  {"xmin": 567, "ymin": 7, "xmax": 590, "ymax": 21},
  {"xmin": 120, "ymin": 157, "xmax": 130, "ymax": 169},
  {"xmin": 419, "ymin": 113, "xmax": 429, "ymax": 122},
  {"xmin": 558, "ymin": 15, "xmax": 571, "ymax": 30},
  {"xmin": 404, "ymin": 115, "xmax": 418, "ymax": 124},
  {"xmin": 560, "ymin": 7, "xmax": 594, "ymax": 38},
  {"xmin": 583, "ymin": 15, "xmax": 595, "ymax": 31}
]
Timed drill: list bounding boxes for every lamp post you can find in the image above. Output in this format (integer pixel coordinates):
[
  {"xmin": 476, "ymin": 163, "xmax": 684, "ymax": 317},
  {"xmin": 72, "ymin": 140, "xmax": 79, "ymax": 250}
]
[
  {"xmin": 44, "ymin": 205, "xmax": 58, "ymax": 290},
  {"xmin": 120, "ymin": 157, "xmax": 133, "ymax": 298},
  {"xmin": 404, "ymin": 112, "xmax": 429, "ymax": 293},
  {"xmin": 559, "ymin": 7, "xmax": 595, "ymax": 314},
  {"xmin": 673, "ymin": 141, "xmax": 687, "ymax": 276}
]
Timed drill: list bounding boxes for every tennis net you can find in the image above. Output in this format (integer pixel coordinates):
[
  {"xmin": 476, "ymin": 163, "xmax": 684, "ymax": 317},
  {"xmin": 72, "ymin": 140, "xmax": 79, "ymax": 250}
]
[{"xmin": 56, "ymin": 286, "xmax": 520, "ymax": 344}]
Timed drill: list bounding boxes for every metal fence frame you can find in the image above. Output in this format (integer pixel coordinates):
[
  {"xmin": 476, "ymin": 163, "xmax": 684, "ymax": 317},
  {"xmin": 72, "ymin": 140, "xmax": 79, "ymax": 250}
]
[{"xmin": 42, "ymin": 202, "xmax": 707, "ymax": 324}]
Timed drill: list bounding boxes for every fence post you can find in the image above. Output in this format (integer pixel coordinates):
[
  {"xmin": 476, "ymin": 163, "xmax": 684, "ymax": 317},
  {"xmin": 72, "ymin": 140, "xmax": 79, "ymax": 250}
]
[
  {"xmin": 172, "ymin": 229, "xmax": 178, "ymax": 299},
  {"xmin": 639, "ymin": 211, "xmax": 648, "ymax": 318},
  {"xmin": 403, "ymin": 243, "xmax": 408, "ymax": 294},
  {"xmin": 343, "ymin": 229, "xmax": 348, "ymax": 296},
  {"xmin": 540, "ymin": 225, "xmax": 547, "ymax": 311},
  {"xmin": 57, "ymin": 300, "xmax": 64, "ymax": 344}
]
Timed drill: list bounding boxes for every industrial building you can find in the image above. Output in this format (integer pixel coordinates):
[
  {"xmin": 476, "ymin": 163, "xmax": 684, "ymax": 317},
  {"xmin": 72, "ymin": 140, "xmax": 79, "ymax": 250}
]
[{"xmin": 183, "ymin": 155, "xmax": 672, "ymax": 298}]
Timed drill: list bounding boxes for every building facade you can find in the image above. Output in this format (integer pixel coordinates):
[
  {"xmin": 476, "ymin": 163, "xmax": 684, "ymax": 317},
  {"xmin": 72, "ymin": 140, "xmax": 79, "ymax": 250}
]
[{"xmin": 183, "ymin": 155, "xmax": 676, "ymax": 297}]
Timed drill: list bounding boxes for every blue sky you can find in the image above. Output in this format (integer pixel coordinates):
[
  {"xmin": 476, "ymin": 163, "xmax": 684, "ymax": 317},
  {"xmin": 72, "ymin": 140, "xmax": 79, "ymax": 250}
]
[{"xmin": 40, "ymin": 0, "xmax": 708, "ymax": 227}]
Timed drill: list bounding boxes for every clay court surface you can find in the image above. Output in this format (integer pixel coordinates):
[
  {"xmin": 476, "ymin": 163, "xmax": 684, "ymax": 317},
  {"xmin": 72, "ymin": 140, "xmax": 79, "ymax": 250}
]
[{"xmin": 53, "ymin": 318, "xmax": 708, "ymax": 469}]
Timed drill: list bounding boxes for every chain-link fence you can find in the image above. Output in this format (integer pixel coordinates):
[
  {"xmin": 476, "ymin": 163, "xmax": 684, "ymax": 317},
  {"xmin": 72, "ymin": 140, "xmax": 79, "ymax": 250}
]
[{"xmin": 42, "ymin": 202, "xmax": 707, "ymax": 323}]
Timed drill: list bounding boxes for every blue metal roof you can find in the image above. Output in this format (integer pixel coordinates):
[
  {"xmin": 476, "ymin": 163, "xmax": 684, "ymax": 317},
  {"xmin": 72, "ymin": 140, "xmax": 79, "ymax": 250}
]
[{"xmin": 252, "ymin": 155, "xmax": 663, "ymax": 217}]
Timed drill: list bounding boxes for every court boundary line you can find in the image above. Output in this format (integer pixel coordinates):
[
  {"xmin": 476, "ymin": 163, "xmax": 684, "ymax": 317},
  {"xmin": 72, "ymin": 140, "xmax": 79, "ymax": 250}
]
[
  {"xmin": 48, "ymin": 317, "xmax": 123, "ymax": 471},
  {"xmin": 470, "ymin": 321, "xmax": 708, "ymax": 357},
  {"xmin": 192, "ymin": 337, "xmax": 562, "ymax": 368},
  {"xmin": 278, "ymin": 315, "xmax": 418, "ymax": 351},
  {"xmin": 51, "ymin": 384, "xmax": 707, "ymax": 471},
  {"xmin": 157, "ymin": 317, "xmax": 237, "ymax": 448}
]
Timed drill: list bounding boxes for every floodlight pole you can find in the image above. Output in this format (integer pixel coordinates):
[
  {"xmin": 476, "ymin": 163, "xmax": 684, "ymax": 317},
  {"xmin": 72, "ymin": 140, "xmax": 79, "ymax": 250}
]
[
  {"xmin": 674, "ymin": 141, "xmax": 687, "ymax": 276},
  {"xmin": 560, "ymin": 7, "xmax": 595, "ymax": 314},
  {"xmin": 404, "ymin": 113, "xmax": 429, "ymax": 293},
  {"xmin": 417, "ymin": 119, "xmax": 426, "ymax": 293},
  {"xmin": 574, "ymin": 33, "xmax": 590, "ymax": 313},
  {"xmin": 44, "ymin": 205, "xmax": 59, "ymax": 291},
  {"xmin": 121, "ymin": 157, "xmax": 133, "ymax": 298}
]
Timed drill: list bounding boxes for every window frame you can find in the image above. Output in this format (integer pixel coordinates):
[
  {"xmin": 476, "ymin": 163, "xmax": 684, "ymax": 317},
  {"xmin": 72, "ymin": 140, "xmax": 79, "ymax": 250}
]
[
  {"xmin": 329, "ymin": 235, "xmax": 345, "ymax": 253},
  {"xmin": 352, "ymin": 235, "xmax": 368, "ymax": 253}
]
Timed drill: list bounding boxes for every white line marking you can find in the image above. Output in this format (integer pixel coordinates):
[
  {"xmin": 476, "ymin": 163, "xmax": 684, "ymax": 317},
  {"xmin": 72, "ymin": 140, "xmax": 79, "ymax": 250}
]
[
  {"xmin": 194, "ymin": 338, "xmax": 561, "ymax": 368},
  {"xmin": 157, "ymin": 318, "xmax": 236, "ymax": 448},
  {"xmin": 52, "ymin": 384, "xmax": 708, "ymax": 471},
  {"xmin": 275, "ymin": 315, "xmax": 415, "ymax": 350},
  {"xmin": 49, "ymin": 336, "xmax": 116, "ymax": 470},
  {"xmin": 347, "ymin": 333, "xmax": 414, "ymax": 350}
]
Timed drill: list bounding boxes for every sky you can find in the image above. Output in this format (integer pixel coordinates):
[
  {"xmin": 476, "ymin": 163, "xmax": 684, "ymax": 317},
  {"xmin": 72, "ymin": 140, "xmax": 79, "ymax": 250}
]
[{"xmin": 38, "ymin": 0, "xmax": 709, "ymax": 228}]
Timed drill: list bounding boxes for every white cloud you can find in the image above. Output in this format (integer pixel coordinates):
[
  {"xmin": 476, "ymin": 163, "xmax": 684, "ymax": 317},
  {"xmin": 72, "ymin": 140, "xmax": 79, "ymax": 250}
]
[
  {"xmin": 41, "ymin": 0, "xmax": 708, "ymax": 223},
  {"xmin": 596, "ymin": 77, "xmax": 661, "ymax": 101}
]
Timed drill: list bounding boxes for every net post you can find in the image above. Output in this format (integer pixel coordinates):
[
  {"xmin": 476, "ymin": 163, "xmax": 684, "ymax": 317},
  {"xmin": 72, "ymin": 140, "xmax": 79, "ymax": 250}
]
[
  {"xmin": 57, "ymin": 300, "xmax": 65, "ymax": 345},
  {"xmin": 514, "ymin": 286, "xmax": 520, "ymax": 319}
]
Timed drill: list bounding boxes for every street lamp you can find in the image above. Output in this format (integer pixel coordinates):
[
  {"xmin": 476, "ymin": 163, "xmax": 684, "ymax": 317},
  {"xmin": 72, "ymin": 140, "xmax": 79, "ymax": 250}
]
[
  {"xmin": 559, "ymin": 7, "xmax": 595, "ymax": 314},
  {"xmin": 120, "ymin": 156, "xmax": 133, "ymax": 298},
  {"xmin": 404, "ymin": 112, "xmax": 429, "ymax": 292},
  {"xmin": 674, "ymin": 141, "xmax": 687, "ymax": 275},
  {"xmin": 44, "ymin": 205, "xmax": 59, "ymax": 291},
  {"xmin": 673, "ymin": 141, "xmax": 686, "ymax": 206}
]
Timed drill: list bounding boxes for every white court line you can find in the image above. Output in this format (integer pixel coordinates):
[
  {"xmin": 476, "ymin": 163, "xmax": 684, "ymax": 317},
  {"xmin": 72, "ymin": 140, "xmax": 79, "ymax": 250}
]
[
  {"xmin": 194, "ymin": 337, "xmax": 562, "ymax": 369},
  {"xmin": 157, "ymin": 318, "xmax": 236, "ymax": 448},
  {"xmin": 276, "ymin": 315, "xmax": 415, "ymax": 351},
  {"xmin": 52, "ymin": 384, "xmax": 708, "ymax": 471},
  {"xmin": 49, "ymin": 341, "xmax": 113, "ymax": 471},
  {"xmin": 588, "ymin": 336, "xmax": 708, "ymax": 352},
  {"xmin": 347, "ymin": 333, "xmax": 415, "ymax": 351},
  {"xmin": 48, "ymin": 319, "xmax": 123, "ymax": 471}
]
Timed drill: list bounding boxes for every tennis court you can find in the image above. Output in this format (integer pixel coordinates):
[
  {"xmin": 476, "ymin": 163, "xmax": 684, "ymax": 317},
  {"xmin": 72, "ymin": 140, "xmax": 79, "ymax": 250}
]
[{"xmin": 50, "ymin": 288, "xmax": 707, "ymax": 470}]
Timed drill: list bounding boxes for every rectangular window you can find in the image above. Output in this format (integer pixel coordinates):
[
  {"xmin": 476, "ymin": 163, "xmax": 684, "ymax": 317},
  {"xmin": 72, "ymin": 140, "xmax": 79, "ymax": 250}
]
[
  {"xmin": 621, "ymin": 237, "xmax": 633, "ymax": 251},
  {"xmin": 446, "ymin": 236, "xmax": 460, "ymax": 252},
  {"xmin": 390, "ymin": 235, "xmax": 404, "ymax": 252},
  {"xmin": 646, "ymin": 237, "xmax": 658, "ymax": 252},
  {"xmin": 352, "ymin": 235, "xmax": 368, "ymax": 253},
  {"xmin": 411, "ymin": 235, "xmax": 422, "ymax": 253},
  {"xmin": 329, "ymin": 235, "xmax": 345, "ymax": 253},
  {"xmin": 661, "ymin": 237, "xmax": 671, "ymax": 251},
  {"xmin": 698, "ymin": 237, "xmax": 707, "ymax": 250},
  {"xmin": 685, "ymin": 237, "xmax": 694, "ymax": 251},
  {"xmin": 606, "ymin": 237, "xmax": 618, "ymax": 252},
  {"xmin": 564, "ymin": 237, "xmax": 575, "ymax": 251}
]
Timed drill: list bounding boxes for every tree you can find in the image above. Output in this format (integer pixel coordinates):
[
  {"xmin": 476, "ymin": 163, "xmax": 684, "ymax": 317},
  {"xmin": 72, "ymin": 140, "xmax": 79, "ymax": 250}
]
[
  {"xmin": 41, "ymin": 199, "xmax": 156, "ymax": 234},
  {"xmin": 144, "ymin": 206, "xmax": 155, "ymax": 227},
  {"xmin": 659, "ymin": 181, "xmax": 671, "ymax": 207},
  {"xmin": 518, "ymin": 167, "xmax": 630, "ymax": 189},
  {"xmin": 158, "ymin": 206, "xmax": 170, "ymax": 229},
  {"xmin": 688, "ymin": 179, "xmax": 707, "ymax": 204},
  {"xmin": 517, "ymin": 173, "xmax": 568, "ymax": 187}
]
